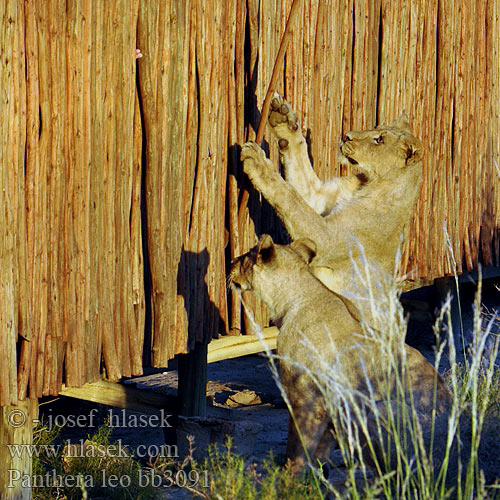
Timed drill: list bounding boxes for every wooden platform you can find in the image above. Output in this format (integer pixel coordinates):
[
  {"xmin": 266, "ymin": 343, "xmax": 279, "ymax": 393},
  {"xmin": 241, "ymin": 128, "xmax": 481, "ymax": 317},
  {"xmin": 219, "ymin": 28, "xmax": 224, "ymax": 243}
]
[{"xmin": 59, "ymin": 327, "xmax": 279, "ymax": 411}]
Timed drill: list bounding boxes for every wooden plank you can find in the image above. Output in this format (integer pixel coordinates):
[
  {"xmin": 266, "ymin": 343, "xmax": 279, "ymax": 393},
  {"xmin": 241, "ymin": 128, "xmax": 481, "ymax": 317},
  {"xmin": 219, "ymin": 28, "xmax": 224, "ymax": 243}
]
[
  {"xmin": 59, "ymin": 328, "xmax": 280, "ymax": 413},
  {"xmin": 208, "ymin": 327, "xmax": 279, "ymax": 363},
  {"xmin": 60, "ymin": 380, "xmax": 175, "ymax": 414}
]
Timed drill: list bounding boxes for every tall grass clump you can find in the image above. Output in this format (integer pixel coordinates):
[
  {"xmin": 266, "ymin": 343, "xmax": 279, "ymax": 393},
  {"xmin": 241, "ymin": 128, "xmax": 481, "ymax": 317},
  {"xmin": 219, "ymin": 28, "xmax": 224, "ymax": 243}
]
[
  {"xmin": 31, "ymin": 420, "xmax": 160, "ymax": 500},
  {"xmin": 230, "ymin": 246, "xmax": 500, "ymax": 499},
  {"xmin": 332, "ymin": 266, "xmax": 498, "ymax": 499},
  {"xmin": 188, "ymin": 438, "xmax": 324, "ymax": 500}
]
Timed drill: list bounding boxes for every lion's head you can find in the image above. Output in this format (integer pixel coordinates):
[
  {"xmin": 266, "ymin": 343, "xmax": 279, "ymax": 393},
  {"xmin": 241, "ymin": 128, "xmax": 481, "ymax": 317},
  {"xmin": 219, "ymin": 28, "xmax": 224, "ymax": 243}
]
[
  {"xmin": 339, "ymin": 115, "xmax": 423, "ymax": 177},
  {"xmin": 228, "ymin": 235, "xmax": 316, "ymax": 296}
]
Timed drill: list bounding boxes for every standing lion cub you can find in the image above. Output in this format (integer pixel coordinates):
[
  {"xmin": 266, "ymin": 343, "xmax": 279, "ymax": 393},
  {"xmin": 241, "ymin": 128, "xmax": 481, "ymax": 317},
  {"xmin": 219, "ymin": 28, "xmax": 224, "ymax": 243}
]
[
  {"xmin": 241, "ymin": 95, "xmax": 423, "ymax": 299},
  {"xmin": 229, "ymin": 235, "xmax": 451, "ymax": 473}
]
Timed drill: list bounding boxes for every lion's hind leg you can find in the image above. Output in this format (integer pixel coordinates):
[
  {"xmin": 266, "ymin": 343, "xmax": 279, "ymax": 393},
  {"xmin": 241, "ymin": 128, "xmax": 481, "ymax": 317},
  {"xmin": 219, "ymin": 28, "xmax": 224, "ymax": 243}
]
[
  {"xmin": 314, "ymin": 424, "xmax": 338, "ymax": 463},
  {"xmin": 285, "ymin": 403, "xmax": 330, "ymax": 475}
]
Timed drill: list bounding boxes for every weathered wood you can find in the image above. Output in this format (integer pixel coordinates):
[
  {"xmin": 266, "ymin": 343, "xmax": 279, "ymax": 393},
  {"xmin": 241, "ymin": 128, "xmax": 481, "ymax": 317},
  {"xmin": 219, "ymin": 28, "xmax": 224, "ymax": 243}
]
[
  {"xmin": 59, "ymin": 380, "xmax": 175, "ymax": 414},
  {"xmin": 17, "ymin": 0, "xmax": 38, "ymax": 402},
  {"xmin": 0, "ymin": 399, "xmax": 38, "ymax": 500},
  {"xmin": 238, "ymin": 0, "xmax": 303, "ymax": 223},
  {"xmin": 227, "ymin": 0, "xmax": 246, "ymax": 334},
  {"xmin": 12, "ymin": 0, "xmax": 144, "ymax": 398},
  {"xmin": 1, "ymin": 0, "xmax": 25, "ymax": 407},
  {"xmin": 178, "ymin": 343, "xmax": 208, "ymax": 418},
  {"xmin": 208, "ymin": 327, "xmax": 279, "ymax": 363},
  {"xmin": 138, "ymin": 0, "xmax": 232, "ymax": 365}
]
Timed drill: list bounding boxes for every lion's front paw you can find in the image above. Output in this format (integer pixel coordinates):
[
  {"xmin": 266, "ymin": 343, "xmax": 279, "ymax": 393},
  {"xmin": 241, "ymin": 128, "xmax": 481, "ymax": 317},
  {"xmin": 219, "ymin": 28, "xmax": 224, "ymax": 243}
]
[
  {"xmin": 241, "ymin": 142, "xmax": 275, "ymax": 185},
  {"xmin": 268, "ymin": 94, "xmax": 300, "ymax": 149},
  {"xmin": 241, "ymin": 141, "xmax": 267, "ymax": 171}
]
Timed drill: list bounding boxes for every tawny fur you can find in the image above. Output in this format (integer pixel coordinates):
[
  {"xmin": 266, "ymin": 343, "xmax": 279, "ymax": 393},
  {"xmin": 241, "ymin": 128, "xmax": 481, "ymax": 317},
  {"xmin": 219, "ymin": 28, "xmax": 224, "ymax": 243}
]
[
  {"xmin": 242, "ymin": 95, "xmax": 423, "ymax": 302},
  {"xmin": 229, "ymin": 235, "xmax": 451, "ymax": 473}
]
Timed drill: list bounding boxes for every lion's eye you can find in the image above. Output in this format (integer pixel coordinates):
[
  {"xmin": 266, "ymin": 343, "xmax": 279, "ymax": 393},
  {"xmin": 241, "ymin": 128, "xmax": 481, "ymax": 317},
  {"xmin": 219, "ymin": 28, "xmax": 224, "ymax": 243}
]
[{"xmin": 374, "ymin": 135, "xmax": 384, "ymax": 144}]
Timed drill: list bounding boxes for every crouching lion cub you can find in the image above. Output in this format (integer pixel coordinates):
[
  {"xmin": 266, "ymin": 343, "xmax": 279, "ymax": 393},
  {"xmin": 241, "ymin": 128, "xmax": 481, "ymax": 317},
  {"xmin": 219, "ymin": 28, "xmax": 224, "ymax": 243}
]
[
  {"xmin": 229, "ymin": 235, "xmax": 451, "ymax": 473},
  {"xmin": 242, "ymin": 95, "xmax": 423, "ymax": 298}
]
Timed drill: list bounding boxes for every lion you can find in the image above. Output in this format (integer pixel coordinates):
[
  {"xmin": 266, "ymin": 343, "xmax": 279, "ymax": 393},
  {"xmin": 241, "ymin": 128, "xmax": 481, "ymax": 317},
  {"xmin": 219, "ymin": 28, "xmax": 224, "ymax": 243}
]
[
  {"xmin": 229, "ymin": 235, "xmax": 451, "ymax": 474},
  {"xmin": 241, "ymin": 95, "xmax": 423, "ymax": 300}
]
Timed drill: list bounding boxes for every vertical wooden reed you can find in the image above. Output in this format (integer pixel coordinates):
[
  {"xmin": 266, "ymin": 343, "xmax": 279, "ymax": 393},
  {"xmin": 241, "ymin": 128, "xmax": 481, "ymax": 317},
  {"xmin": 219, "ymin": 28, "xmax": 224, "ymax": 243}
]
[
  {"xmin": 486, "ymin": 0, "xmax": 500, "ymax": 266},
  {"xmin": 183, "ymin": 0, "xmax": 231, "ymax": 346},
  {"xmin": 18, "ymin": 0, "xmax": 39, "ymax": 400},
  {"xmin": 130, "ymin": 88, "xmax": 145, "ymax": 374},
  {"xmin": 138, "ymin": 0, "xmax": 190, "ymax": 365},
  {"xmin": 0, "ymin": 0, "xmax": 25, "ymax": 406},
  {"xmin": 139, "ymin": 0, "xmax": 231, "ymax": 363},
  {"xmin": 12, "ymin": 0, "xmax": 29, "ymax": 399},
  {"xmin": 227, "ymin": 0, "xmax": 246, "ymax": 334}
]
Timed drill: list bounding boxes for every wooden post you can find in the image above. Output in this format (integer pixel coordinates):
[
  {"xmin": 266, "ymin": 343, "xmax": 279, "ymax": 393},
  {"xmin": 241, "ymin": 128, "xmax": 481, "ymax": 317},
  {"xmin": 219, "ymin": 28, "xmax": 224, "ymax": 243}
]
[
  {"xmin": 163, "ymin": 344, "xmax": 208, "ymax": 448},
  {"xmin": 0, "ymin": 399, "xmax": 38, "ymax": 500},
  {"xmin": 177, "ymin": 343, "xmax": 208, "ymax": 418}
]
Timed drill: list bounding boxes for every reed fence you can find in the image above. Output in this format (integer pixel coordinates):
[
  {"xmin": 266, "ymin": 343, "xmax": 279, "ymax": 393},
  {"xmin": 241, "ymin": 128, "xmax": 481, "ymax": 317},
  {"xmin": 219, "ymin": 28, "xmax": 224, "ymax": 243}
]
[{"xmin": 0, "ymin": 0, "xmax": 498, "ymax": 405}]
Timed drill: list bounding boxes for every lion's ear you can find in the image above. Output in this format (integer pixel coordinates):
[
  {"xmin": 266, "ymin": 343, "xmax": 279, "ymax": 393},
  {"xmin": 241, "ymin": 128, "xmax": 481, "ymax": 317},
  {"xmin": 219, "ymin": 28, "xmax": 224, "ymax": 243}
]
[
  {"xmin": 290, "ymin": 238, "xmax": 317, "ymax": 264},
  {"xmin": 257, "ymin": 234, "xmax": 275, "ymax": 263},
  {"xmin": 402, "ymin": 135, "xmax": 423, "ymax": 165},
  {"xmin": 389, "ymin": 113, "xmax": 411, "ymax": 134}
]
